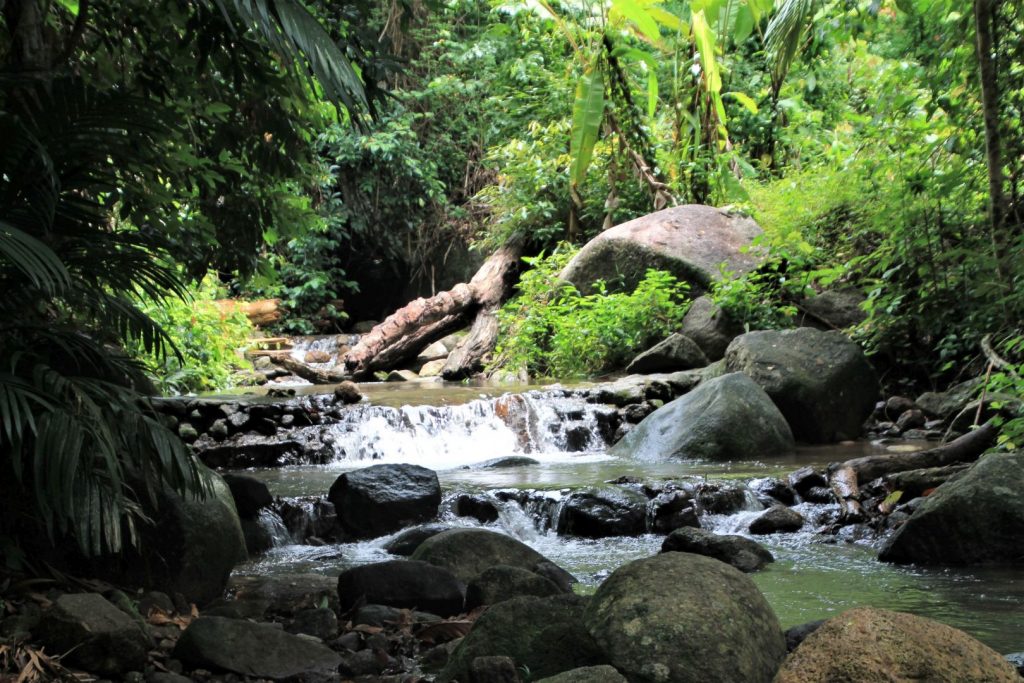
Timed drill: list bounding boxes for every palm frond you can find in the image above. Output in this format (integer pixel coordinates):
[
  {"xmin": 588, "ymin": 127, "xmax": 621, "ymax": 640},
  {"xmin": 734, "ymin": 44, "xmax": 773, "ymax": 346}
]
[
  {"xmin": 764, "ymin": 0, "xmax": 816, "ymax": 87},
  {"xmin": 0, "ymin": 220, "xmax": 71, "ymax": 295}
]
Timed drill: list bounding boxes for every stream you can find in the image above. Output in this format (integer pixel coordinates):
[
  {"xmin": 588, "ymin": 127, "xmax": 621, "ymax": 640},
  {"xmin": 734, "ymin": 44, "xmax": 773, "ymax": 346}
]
[{"xmin": 226, "ymin": 382, "xmax": 1024, "ymax": 653}]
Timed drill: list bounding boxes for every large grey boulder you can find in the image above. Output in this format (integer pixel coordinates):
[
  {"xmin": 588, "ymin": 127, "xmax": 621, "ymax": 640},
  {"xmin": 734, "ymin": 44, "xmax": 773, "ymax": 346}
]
[
  {"xmin": 661, "ymin": 527, "xmax": 774, "ymax": 573},
  {"xmin": 221, "ymin": 473, "xmax": 273, "ymax": 519},
  {"xmin": 336, "ymin": 559, "xmax": 465, "ymax": 617},
  {"xmin": 465, "ymin": 565, "xmax": 566, "ymax": 610},
  {"xmin": 724, "ymin": 328, "xmax": 878, "ymax": 443},
  {"xmin": 114, "ymin": 469, "xmax": 247, "ymax": 605},
  {"xmin": 585, "ymin": 552, "xmax": 785, "ymax": 683},
  {"xmin": 679, "ymin": 295, "xmax": 744, "ymax": 361},
  {"xmin": 774, "ymin": 607, "xmax": 1018, "ymax": 683},
  {"xmin": 798, "ymin": 289, "xmax": 867, "ymax": 329},
  {"xmin": 560, "ymin": 205, "xmax": 764, "ymax": 294},
  {"xmin": 556, "ymin": 487, "xmax": 649, "ymax": 537},
  {"xmin": 609, "ymin": 373, "xmax": 794, "ymax": 462},
  {"xmin": 626, "ymin": 333, "xmax": 709, "ymax": 374},
  {"xmin": 328, "ymin": 463, "xmax": 441, "ymax": 538},
  {"xmin": 410, "ymin": 528, "xmax": 570, "ymax": 585},
  {"xmin": 174, "ymin": 616, "xmax": 342, "ymax": 680},
  {"xmin": 879, "ymin": 451, "xmax": 1024, "ymax": 565},
  {"xmin": 439, "ymin": 595, "xmax": 605, "ymax": 682},
  {"xmin": 38, "ymin": 593, "xmax": 151, "ymax": 676}
]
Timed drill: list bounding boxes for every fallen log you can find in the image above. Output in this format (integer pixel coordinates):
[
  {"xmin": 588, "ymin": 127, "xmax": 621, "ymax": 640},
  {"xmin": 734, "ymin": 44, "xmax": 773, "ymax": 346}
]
[
  {"xmin": 278, "ymin": 356, "xmax": 349, "ymax": 384},
  {"xmin": 828, "ymin": 464, "xmax": 864, "ymax": 523},
  {"xmin": 215, "ymin": 299, "xmax": 283, "ymax": 326},
  {"xmin": 882, "ymin": 463, "xmax": 971, "ymax": 499},
  {"xmin": 344, "ymin": 239, "xmax": 524, "ymax": 379},
  {"xmin": 842, "ymin": 420, "xmax": 998, "ymax": 484}
]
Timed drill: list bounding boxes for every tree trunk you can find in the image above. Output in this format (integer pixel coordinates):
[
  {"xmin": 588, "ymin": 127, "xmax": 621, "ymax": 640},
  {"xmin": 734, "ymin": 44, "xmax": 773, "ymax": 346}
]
[
  {"xmin": 344, "ymin": 238, "xmax": 524, "ymax": 379},
  {"xmin": 278, "ymin": 356, "xmax": 349, "ymax": 384}
]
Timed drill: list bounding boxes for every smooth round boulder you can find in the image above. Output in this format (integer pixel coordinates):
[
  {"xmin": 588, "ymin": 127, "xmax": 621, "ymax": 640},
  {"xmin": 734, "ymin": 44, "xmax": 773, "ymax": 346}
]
[
  {"xmin": 626, "ymin": 333, "xmax": 709, "ymax": 374},
  {"xmin": 609, "ymin": 373, "xmax": 795, "ymax": 462},
  {"xmin": 336, "ymin": 559, "xmax": 464, "ymax": 617},
  {"xmin": 536, "ymin": 665, "xmax": 628, "ymax": 683},
  {"xmin": 465, "ymin": 564, "xmax": 565, "ymax": 610},
  {"xmin": 749, "ymin": 505, "xmax": 805, "ymax": 535},
  {"xmin": 724, "ymin": 328, "xmax": 878, "ymax": 443},
  {"xmin": 410, "ymin": 528, "xmax": 558, "ymax": 584},
  {"xmin": 661, "ymin": 526, "xmax": 774, "ymax": 573},
  {"xmin": 328, "ymin": 463, "xmax": 441, "ymax": 539},
  {"xmin": 221, "ymin": 473, "xmax": 273, "ymax": 519},
  {"xmin": 556, "ymin": 487, "xmax": 649, "ymax": 537},
  {"xmin": 679, "ymin": 295, "xmax": 743, "ymax": 361},
  {"xmin": 38, "ymin": 593, "xmax": 152, "ymax": 676},
  {"xmin": 439, "ymin": 595, "xmax": 605, "ymax": 682},
  {"xmin": 879, "ymin": 451, "xmax": 1024, "ymax": 565},
  {"xmin": 585, "ymin": 552, "xmax": 785, "ymax": 683},
  {"xmin": 382, "ymin": 522, "xmax": 452, "ymax": 556},
  {"xmin": 560, "ymin": 205, "xmax": 764, "ymax": 294},
  {"xmin": 774, "ymin": 607, "xmax": 1019, "ymax": 682}
]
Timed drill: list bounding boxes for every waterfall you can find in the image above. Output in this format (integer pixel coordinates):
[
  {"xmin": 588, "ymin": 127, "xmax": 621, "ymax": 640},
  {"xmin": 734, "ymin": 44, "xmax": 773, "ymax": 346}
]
[
  {"xmin": 255, "ymin": 508, "xmax": 293, "ymax": 547},
  {"xmin": 323, "ymin": 392, "xmax": 614, "ymax": 470}
]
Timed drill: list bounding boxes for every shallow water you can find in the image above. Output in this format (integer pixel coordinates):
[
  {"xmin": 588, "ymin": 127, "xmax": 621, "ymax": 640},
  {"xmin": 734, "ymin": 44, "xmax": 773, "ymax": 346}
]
[{"xmin": 230, "ymin": 383, "xmax": 1024, "ymax": 653}]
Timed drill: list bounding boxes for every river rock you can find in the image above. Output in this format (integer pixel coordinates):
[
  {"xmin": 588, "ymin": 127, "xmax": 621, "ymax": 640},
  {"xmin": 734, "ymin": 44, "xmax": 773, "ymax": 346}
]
[
  {"xmin": 536, "ymin": 665, "xmax": 628, "ymax": 683},
  {"xmin": 418, "ymin": 358, "xmax": 448, "ymax": 377},
  {"xmin": 585, "ymin": 552, "xmax": 785, "ymax": 682},
  {"xmin": 465, "ymin": 565, "xmax": 566, "ymax": 609},
  {"xmin": 784, "ymin": 619, "xmax": 826, "ymax": 652},
  {"xmin": 383, "ymin": 523, "xmax": 452, "ymax": 556},
  {"xmin": 774, "ymin": 607, "xmax": 1019, "ymax": 682},
  {"xmin": 878, "ymin": 451, "xmax": 1024, "ymax": 565},
  {"xmin": 679, "ymin": 295, "xmax": 744, "ymax": 361},
  {"xmin": 661, "ymin": 527, "xmax": 774, "ymax": 573},
  {"xmin": 647, "ymin": 490, "xmax": 700, "ymax": 533},
  {"xmin": 225, "ymin": 573, "xmax": 340, "ymax": 618},
  {"xmin": 336, "ymin": 560, "xmax": 465, "ymax": 617},
  {"xmin": 798, "ymin": 288, "xmax": 867, "ymax": 329},
  {"xmin": 609, "ymin": 373, "xmax": 794, "ymax": 462},
  {"xmin": 174, "ymin": 615, "xmax": 342, "ymax": 680},
  {"xmin": 439, "ymin": 595, "xmax": 605, "ymax": 682},
  {"xmin": 411, "ymin": 528, "xmax": 567, "ymax": 585},
  {"xmin": 328, "ymin": 463, "xmax": 441, "ymax": 539},
  {"xmin": 916, "ymin": 377, "xmax": 984, "ymax": 420},
  {"xmin": 472, "ymin": 456, "xmax": 541, "ymax": 469},
  {"xmin": 455, "ymin": 493, "xmax": 500, "ymax": 523},
  {"xmin": 112, "ymin": 469, "xmax": 246, "ymax": 605},
  {"xmin": 38, "ymin": 593, "xmax": 151, "ymax": 676},
  {"xmin": 626, "ymin": 333, "xmax": 709, "ymax": 374},
  {"xmin": 286, "ymin": 607, "xmax": 338, "ymax": 640},
  {"xmin": 221, "ymin": 473, "xmax": 273, "ymax": 519},
  {"xmin": 725, "ymin": 328, "xmax": 878, "ymax": 443},
  {"xmin": 333, "ymin": 380, "xmax": 362, "ymax": 404},
  {"xmin": 560, "ymin": 205, "xmax": 764, "ymax": 295},
  {"xmin": 749, "ymin": 505, "xmax": 805, "ymax": 534},
  {"xmin": 749, "ymin": 477, "xmax": 797, "ymax": 506},
  {"xmin": 556, "ymin": 487, "xmax": 649, "ymax": 537}
]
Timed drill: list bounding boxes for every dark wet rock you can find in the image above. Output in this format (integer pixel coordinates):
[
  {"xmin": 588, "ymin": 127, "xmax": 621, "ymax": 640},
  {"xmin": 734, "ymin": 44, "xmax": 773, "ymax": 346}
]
[
  {"xmin": 802, "ymin": 485, "xmax": 835, "ymax": 504},
  {"xmin": 174, "ymin": 616, "xmax": 342, "ymax": 680},
  {"xmin": 337, "ymin": 560, "xmax": 465, "ymax": 617},
  {"xmin": 725, "ymin": 328, "xmax": 878, "ymax": 443},
  {"xmin": 695, "ymin": 482, "xmax": 758, "ymax": 515},
  {"xmin": 749, "ymin": 477, "xmax": 796, "ymax": 506},
  {"xmin": 382, "ymin": 523, "xmax": 452, "ymax": 556},
  {"xmin": 227, "ymin": 573, "xmax": 339, "ymax": 617},
  {"xmin": 647, "ymin": 490, "xmax": 700, "ymax": 534},
  {"xmin": 774, "ymin": 607, "xmax": 1019, "ymax": 683},
  {"xmin": 609, "ymin": 373, "xmax": 794, "ymax": 462},
  {"xmin": 333, "ymin": 381, "xmax": 363, "ymax": 404},
  {"xmin": 110, "ymin": 469, "xmax": 246, "ymax": 605},
  {"xmin": 896, "ymin": 408, "xmax": 927, "ymax": 431},
  {"xmin": 879, "ymin": 451, "xmax": 1024, "ymax": 565},
  {"xmin": 556, "ymin": 487, "xmax": 648, "ymax": 538},
  {"xmin": 533, "ymin": 560, "xmax": 579, "ymax": 593},
  {"xmin": 277, "ymin": 497, "xmax": 337, "ymax": 543},
  {"xmin": 38, "ymin": 593, "xmax": 151, "ymax": 676},
  {"xmin": 916, "ymin": 377, "xmax": 984, "ymax": 420},
  {"xmin": 788, "ymin": 466, "xmax": 828, "ymax": 496},
  {"xmin": 749, "ymin": 505, "xmax": 804, "ymax": 534},
  {"xmin": 465, "ymin": 565, "xmax": 566, "ymax": 610},
  {"xmin": 240, "ymin": 516, "xmax": 275, "ymax": 555},
  {"xmin": 885, "ymin": 395, "xmax": 917, "ymax": 419},
  {"xmin": 784, "ymin": 619, "xmax": 826, "ymax": 652},
  {"xmin": 660, "ymin": 527, "xmax": 774, "ymax": 573},
  {"xmin": 196, "ymin": 431, "xmax": 332, "ymax": 468},
  {"xmin": 410, "ymin": 528, "xmax": 562, "ymax": 585},
  {"xmin": 328, "ymin": 463, "xmax": 441, "ymax": 539},
  {"xmin": 799, "ymin": 289, "xmax": 867, "ymax": 329},
  {"xmin": 339, "ymin": 648, "xmax": 391, "ymax": 678},
  {"xmin": 882, "ymin": 464, "xmax": 970, "ymax": 499},
  {"xmin": 560, "ymin": 205, "xmax": 764, "ymax": 295},
  {"xmin": 286, "ymin": 607, "xmax": 338, "ymax": 640},
  {"xmin": 583, "ymin": 372, "xmax": 698, "ymax": 408},
  {"xmin": 466, "ymin": 655, "xmax": 520, "ymax": 682},
  {"xmin": 626, "ymin": 333, "xmax": 709, "ymax": 374},
  {"xmin": 585, "ymin": 552, "xmax": 785, "ymax": 682},
  {"xmin": 621, "ymin": 402, "xmax": 657, "ymax": 423},
  {"xmin": 209, "ymin": 418, "xmax": 229, "ymax": 439},
  {"xmin": 455, "ymin": 493, "xmax": 500, "ymax": 524},
  {"xmin": 439, "ymin": 595, "xmax": 604, "ymax": 683},
  {"xmin": 178, "ymin": 422, "xmax": 199, "ymax": 442},
  {"xmin": 535, "ymin": 665, "xmax": 628, "ymax": 683},
  {"xmin": 352, "ymin": 604, "xmax": 441, "ymax": 627},
  {"xmin": 679, "ymin": 295, "xmax": 743, "ymax": 361},
  {"xmin": 471, "ymin": 456, "xmax": 541, "ymax": 469},
  {"xmin": 221, "ymin": 473, "xmax": 273, "ymax": 519}
]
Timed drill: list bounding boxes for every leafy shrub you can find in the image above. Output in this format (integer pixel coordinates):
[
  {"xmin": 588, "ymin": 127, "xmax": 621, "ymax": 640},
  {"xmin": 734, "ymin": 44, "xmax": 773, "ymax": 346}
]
[
  {"xmin": 491, "ymin": 246, "xmax": 691, "ymax": 378},
  {"xmin": 982, "ymin": 334, "xmax": 1024, "ymax": 452},
  {"xmin": 137, "ymin": 277, "xmax": 254, "ymax": 393}
]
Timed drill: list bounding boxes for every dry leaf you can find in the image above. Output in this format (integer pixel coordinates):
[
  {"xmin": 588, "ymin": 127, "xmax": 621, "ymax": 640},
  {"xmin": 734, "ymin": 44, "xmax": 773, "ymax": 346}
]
[{"xmin": 415, "ymin": 620, "xmax": 472, "ymax": 645}]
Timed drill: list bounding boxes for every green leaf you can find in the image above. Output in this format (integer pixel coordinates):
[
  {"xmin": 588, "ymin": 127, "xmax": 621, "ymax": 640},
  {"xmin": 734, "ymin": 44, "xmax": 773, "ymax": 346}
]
[
  {"xmin": 726, "ymin": 91, "xmax": 758, "ymax": 114},
  {"xmin": 611, "ymin": 0, "xmax": 663, "ymax": 43},
  {"xmin": 692, "ymin": 10, "xmax": 721, "ymax": 93},
  {"xmin": 569, "ymin": 68, "xmax": 605, "ymax": 189}
]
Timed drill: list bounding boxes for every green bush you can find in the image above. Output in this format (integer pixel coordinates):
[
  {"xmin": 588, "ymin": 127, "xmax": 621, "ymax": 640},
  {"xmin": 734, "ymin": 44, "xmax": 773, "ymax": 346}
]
[
  {"xmin": 491, "ymin": 246, "xmax": 690, "ymax": 378},
  {"xmin": 137, "ymin": 277, "xmax": 254, "ymax": 394}
]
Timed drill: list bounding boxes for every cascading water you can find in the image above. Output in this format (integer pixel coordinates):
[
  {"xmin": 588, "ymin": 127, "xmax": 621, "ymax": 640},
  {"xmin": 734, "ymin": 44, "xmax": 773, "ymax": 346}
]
[
  {"xmin": 289, "ymin": 334, "xmax": 360, "ymax": 365},
  {"xmin": 322, "ymin": 392, "xmax": 614, "ymax": 470}
]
